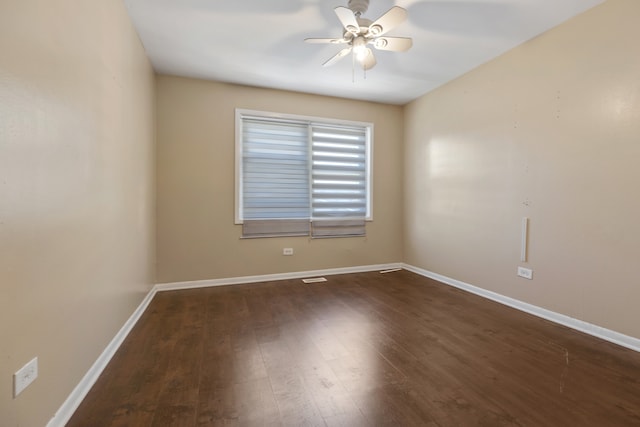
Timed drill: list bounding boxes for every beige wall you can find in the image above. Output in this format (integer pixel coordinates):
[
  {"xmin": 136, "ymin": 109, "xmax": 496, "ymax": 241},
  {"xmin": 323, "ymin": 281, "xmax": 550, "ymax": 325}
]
[
  {"xmin": 404, "ymin": 0, "xmax": 640, "ymax": 339},
  {"xmin": 156, "ymin": 76, "xmax": 403, "ymax": 283},
  {"xmin": 2, "ymin": 0, "xmax": 637, "ymax": 424},
  {"xmin": 0, "ymin": 1, "xmax": 155, "ymax": 426}
]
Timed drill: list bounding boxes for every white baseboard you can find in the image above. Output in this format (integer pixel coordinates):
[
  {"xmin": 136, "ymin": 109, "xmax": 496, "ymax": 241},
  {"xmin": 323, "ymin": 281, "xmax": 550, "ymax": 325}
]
[
  {"xmin": 46, "ymin": 288, "xmax": 158, "ymax": 427},
  {"xmin": 402, "ymin": 263, "xmax": 640, "ymax": 353},
  {"xmin": 49, "ymin": 261, "xmax": 638, "ymax": 426},
  {"xmin": 154, "ymin": 263, "xmax": 403, "ymax": 292},
  {"xmin": 47, "ymin": 262, "xmax": 401, "ymax": 426}
]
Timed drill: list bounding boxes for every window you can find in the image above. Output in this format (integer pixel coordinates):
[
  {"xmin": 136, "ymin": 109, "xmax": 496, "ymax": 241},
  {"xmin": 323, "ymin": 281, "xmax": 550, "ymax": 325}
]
[{"xmin": 235, "ymin": 109, "xmax": 372, "ymax": 238}]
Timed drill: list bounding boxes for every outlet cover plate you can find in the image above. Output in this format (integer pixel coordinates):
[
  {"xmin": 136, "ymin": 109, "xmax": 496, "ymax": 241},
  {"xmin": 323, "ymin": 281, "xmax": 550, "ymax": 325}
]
[
  {"xmin": 283, "ymin": 248, "xmax": 293, "ymax": 256},
  {"xmin": 14, "ymin": 357, "xmax": 38, "ymax": 397},
  {"xmin": 517, "ymin": 267, "xmax": 533, "ymax": 280}
]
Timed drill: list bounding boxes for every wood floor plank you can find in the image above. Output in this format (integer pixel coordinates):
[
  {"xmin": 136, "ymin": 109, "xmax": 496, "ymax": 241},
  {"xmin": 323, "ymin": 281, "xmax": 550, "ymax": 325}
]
[
  {"xmin": 67, "ymin": 270, "xmax": 640, "ymax": 426},
  {"xmin": 150, "ymin": 291, "xmax": 207, "ymax": 427}
]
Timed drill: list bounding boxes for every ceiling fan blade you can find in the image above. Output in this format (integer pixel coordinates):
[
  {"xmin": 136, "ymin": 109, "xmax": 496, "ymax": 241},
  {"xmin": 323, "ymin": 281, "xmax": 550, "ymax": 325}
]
[
  {"xmin": 334, "ymin": 6, "xmax": 360, "ymax": 34},
  {"xmin": 305, "ymin": 38, "xmax": 348, "ymax": 44},
  {"xmin": 372, "ymin": 36, "xmax": 413, "ymax": 52},
  {"xmin": 323, "ymin": 47, "xmax": 352, "ymax": 67},
  {"xmin": 367, "ymin": 6, "xmax": 407, "ymax": 37},
  {"xmin": 361, "ymin": 48, "xmax": 377, "ymax": 70}
]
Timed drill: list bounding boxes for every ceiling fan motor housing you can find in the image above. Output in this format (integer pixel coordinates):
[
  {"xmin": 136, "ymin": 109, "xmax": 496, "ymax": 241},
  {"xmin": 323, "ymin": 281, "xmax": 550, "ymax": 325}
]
[{"xmin": 348, "ymin": 0, "xmax": 370, "ymax": 16}]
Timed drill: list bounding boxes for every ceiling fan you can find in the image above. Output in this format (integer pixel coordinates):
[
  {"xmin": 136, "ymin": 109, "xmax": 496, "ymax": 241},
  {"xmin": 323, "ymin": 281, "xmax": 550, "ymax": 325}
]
[{"xmin": 305, "ymin": 0, "xmax": 413, "ymax": 71}]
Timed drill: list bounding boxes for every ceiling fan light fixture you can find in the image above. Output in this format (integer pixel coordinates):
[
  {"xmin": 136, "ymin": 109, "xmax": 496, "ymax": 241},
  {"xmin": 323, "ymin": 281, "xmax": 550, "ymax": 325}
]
[
  {"xmin": 355, "ymin": 48, "xmax": 369, "ymax": 62},
  {"xmin": 352, "ymin": 36, "xmax": 368, "ymax": 61}
]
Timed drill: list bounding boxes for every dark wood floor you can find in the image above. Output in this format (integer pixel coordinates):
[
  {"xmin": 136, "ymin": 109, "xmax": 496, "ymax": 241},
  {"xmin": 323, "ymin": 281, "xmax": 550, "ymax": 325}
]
[{"xmin": 67, "ymin": 270, "xmax": 640, "ymax": 426}]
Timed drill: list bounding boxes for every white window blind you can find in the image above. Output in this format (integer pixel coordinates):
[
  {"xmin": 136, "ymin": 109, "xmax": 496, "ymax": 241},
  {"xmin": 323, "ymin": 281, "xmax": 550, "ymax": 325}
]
[
  {"xmin": 311, "ymin": 125, "xmax": 367, "ymax": 219},
  {"xmin": 242, "ymin": 118, "xmax": 310, "ymax": 220},
  {"xmin": 237, "ymin": 110, "xmax": 371, "ymax": 238},
  {"xmin": 311, "ymin": 125, "xmax": 368, "ymax": 237}
]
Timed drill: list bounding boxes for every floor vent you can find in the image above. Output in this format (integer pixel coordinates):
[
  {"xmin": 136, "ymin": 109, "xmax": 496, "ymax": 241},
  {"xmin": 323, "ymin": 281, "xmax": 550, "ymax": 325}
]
[
  {"xmin": 302, "ymin": 277, "xmax": 328, "ymax": 284},
  {"xmin": 380, "ymin": 268, "xmax": 402, "ymax": 274}
]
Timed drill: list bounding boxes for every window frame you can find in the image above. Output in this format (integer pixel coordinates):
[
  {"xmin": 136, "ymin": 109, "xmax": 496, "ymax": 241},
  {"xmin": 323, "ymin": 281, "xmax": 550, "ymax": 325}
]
[{"xmin": 235, "ymin": 108, "xmax": 373, "ymax": 225}]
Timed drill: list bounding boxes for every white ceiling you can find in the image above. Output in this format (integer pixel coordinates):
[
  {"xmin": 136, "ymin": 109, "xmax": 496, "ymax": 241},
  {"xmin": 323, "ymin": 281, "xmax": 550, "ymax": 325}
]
[{"xmin": 124, "ymin": 0, "xmax": 603, "ymax": 105}]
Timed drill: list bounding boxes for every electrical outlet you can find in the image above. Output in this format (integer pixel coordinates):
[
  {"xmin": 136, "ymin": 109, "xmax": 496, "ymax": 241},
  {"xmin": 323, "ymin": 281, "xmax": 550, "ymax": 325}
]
[
  {"xmin": 283, "ymin": 248, "xmax": 293, "ymax": 256},
  {"xmin": 517, "ymin": 267, "xmax": 533, "ymax": 280},
  {"xmin": 14, "ymin": 357, "xmax": 38, "ymax": 397}
]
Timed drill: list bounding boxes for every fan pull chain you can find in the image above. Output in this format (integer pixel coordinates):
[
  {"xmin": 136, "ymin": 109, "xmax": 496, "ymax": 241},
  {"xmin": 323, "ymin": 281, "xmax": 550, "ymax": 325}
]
[{"xmin": 352, "ymin": 52, "xmax": 355, "ymax": 83}]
